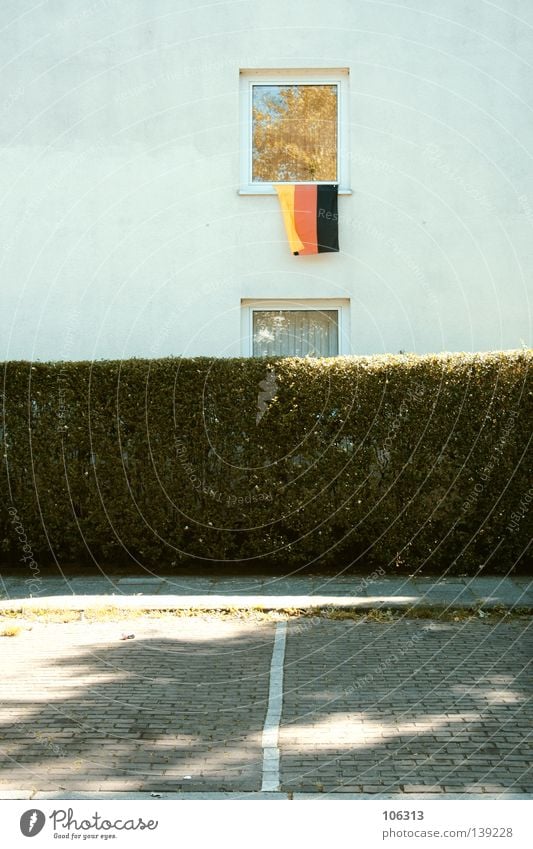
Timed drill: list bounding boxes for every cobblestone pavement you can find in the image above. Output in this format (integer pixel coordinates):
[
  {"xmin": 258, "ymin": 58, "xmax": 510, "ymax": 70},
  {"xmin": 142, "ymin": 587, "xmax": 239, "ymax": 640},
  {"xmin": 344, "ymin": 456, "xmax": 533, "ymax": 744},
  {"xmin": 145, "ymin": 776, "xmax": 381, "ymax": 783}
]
[
  {"xmin": 0, "ymin": 617, "xmax": 274, "ymax": 793},
  {"xmin": 0, "ymin": 616, "xmax": 531, "ymax": 795},
  {"xmin": 281, "ymin": 619, "xmax": 532, "ymax": 794}
]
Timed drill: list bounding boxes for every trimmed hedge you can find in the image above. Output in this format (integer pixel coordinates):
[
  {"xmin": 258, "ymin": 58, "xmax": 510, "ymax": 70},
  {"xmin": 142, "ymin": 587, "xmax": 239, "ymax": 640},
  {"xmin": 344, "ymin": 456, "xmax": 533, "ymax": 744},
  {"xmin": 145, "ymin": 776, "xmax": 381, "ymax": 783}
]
[{"xmin": 1, "ymin": 351, "xmax": 531, "ymax": 575}]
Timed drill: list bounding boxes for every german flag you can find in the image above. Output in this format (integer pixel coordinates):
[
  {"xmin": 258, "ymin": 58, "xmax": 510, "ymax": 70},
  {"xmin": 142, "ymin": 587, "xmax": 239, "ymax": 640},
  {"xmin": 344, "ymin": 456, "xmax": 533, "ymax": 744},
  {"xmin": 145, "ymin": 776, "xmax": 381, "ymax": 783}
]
[{"xmin": 274, "ymin": 184, "xmax": 339, "ymax": 255}]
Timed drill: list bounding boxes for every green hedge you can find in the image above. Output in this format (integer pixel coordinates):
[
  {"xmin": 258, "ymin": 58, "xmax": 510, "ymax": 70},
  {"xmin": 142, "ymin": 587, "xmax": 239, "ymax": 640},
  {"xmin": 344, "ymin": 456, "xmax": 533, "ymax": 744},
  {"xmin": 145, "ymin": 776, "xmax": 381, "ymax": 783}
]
[{"xmin": 1, "ymin": 351, "xmax": 531, "ymax": 575}]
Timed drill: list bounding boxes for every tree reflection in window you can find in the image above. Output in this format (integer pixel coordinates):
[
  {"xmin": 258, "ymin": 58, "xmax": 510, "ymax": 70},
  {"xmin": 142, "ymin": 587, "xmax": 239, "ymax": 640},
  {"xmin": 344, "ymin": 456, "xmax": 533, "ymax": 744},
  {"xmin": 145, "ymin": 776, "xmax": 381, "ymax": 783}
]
[{"xmin": 252, "ymin": 84, "xmax": 337, "ymax": 182}]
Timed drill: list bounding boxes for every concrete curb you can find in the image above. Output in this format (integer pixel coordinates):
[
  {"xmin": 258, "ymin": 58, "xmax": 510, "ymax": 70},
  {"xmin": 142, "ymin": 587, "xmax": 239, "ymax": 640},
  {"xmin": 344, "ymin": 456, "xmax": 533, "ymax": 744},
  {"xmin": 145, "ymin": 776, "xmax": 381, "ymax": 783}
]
[
  {"xmin": 1, "ymin": 575, "xmax": 531, "ymax": 613},
  {"xmin": 1, "ymin": 593, "xmax": 532, "ymax": 613},
  {"xmin": 1, "ymin": 790, "xmax": 530, "ymax": 801}
]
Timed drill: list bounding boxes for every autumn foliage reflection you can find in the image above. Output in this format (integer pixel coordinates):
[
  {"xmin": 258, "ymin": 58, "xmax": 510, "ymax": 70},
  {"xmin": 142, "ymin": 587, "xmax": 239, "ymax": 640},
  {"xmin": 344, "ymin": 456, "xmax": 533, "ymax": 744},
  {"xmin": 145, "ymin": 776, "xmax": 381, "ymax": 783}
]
[{"xmin": 252, "ymin": 84, "xmax": 337, "ymax": 182}]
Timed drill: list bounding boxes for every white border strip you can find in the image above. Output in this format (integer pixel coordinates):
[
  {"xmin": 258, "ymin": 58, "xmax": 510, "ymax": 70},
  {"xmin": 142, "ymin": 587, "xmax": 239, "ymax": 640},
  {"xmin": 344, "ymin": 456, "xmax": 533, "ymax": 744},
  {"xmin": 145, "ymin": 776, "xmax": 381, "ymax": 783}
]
[{"xmin": 261, "ymin": 621, "xmax": 287, "ymax": 791}]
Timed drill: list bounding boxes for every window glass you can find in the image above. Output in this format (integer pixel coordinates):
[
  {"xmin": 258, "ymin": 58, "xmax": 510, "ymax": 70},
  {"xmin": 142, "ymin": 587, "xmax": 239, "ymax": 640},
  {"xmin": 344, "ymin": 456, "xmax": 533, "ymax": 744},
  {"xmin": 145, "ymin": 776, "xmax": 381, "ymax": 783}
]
[
  {"xmin": 252, "ymin": 84, "xmax": 337, "ymax": 182},
  {"xmin": 252, "ymin": 309, "xmax": 339, "ymax": 357}
]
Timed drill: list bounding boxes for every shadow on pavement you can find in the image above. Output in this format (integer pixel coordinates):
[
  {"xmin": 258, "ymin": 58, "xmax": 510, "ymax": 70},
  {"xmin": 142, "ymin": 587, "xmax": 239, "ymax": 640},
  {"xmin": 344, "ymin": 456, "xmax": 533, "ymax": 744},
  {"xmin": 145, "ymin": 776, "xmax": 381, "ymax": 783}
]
[
  {"xmin": 0, "ymin": 621, "xmax": 273, "ymax": 793},
  {"xmin": 0, "ymin": 616, "xmax": 531, "ymax": 795}
]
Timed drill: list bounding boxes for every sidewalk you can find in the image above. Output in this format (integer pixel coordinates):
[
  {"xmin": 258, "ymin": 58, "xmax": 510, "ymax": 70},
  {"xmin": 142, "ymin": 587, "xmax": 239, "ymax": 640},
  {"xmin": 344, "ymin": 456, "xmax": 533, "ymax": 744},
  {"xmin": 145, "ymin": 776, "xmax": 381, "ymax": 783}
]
[{"xmin": 0, "ymin": 572, "xmax": 531, "ymax": 612}]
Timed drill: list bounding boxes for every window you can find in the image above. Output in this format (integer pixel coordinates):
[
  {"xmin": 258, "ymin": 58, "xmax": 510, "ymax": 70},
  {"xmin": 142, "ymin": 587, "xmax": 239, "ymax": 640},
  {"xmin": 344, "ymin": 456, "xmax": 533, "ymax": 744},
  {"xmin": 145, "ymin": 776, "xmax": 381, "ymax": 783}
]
[
  {"xmin": 240, "ymin": 69, "xmax": 350, "ymax": 195},
  {"xmin": 241, "ymin": 299, "xmax": 350, "ymax": 357},
  {"xmin": 253, "ymin": 309, "xmax": 338, "ymax": 357},
  {"xmin": 252, "ymin": 84, "xmax": 337, "ymax": 182}
]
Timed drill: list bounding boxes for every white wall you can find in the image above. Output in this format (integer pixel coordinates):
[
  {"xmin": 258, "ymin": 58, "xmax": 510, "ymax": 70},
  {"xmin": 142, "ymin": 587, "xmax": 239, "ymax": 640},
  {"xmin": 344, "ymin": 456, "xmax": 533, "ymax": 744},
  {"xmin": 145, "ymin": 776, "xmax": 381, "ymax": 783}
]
[{"xmin": 1, "ymin": 0, "xmax": 531, "ymax": 361}]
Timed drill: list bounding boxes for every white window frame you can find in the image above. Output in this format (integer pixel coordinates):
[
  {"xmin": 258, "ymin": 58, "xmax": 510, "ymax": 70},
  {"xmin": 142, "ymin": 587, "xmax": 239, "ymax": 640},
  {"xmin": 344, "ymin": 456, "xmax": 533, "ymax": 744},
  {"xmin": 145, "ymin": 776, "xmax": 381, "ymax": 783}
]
[
  {"xmin": 239, "ymin": 68, "xmax": 351, "ymax": 195},
  {"xmin": 241, "ymin": 298, "xmax": 351, "ymax": 357}
]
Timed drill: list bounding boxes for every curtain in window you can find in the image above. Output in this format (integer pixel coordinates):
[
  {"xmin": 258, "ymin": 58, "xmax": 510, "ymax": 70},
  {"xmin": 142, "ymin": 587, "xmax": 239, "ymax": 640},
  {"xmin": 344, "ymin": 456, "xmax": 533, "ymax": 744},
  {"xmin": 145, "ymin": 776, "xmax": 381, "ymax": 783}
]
[{"xmin": 253, "ymin": 310, "xmax": 339, "ymax": 357}]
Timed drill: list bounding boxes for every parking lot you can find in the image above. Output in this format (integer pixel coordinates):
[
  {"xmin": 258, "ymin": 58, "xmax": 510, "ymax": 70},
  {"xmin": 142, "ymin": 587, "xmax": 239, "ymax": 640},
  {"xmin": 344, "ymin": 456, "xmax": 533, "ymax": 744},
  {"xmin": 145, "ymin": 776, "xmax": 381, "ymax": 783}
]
[{"xmin": 0, "ymin": 614, "xmax": 531, "ymax": 796}]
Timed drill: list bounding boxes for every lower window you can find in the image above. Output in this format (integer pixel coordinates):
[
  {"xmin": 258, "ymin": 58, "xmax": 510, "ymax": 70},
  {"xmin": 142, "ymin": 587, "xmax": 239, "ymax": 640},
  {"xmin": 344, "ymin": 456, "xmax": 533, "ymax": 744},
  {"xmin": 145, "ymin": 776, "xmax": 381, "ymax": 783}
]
[
  {"xmin": 241, "ymin": 299, "xmax": 349, "ymax": 357},
  {"xmin": 253, "ymin": 309, "xmax": 339, "ymax": 357}
]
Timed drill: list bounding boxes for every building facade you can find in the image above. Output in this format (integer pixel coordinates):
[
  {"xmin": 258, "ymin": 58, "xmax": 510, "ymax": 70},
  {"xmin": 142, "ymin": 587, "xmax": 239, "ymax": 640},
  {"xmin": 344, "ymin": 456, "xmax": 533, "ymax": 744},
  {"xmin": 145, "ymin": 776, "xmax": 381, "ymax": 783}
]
[{"xmin": 1, "ymin": 0, "xmax": 531, "ymax": 361}]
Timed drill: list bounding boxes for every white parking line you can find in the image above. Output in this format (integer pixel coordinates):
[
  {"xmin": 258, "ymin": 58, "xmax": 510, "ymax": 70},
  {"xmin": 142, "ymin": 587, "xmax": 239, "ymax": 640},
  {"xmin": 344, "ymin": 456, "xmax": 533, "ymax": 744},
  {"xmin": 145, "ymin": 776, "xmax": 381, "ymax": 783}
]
[{"xmin": 261, "ymin": 621, "xmax": 287, "ymax": 791}]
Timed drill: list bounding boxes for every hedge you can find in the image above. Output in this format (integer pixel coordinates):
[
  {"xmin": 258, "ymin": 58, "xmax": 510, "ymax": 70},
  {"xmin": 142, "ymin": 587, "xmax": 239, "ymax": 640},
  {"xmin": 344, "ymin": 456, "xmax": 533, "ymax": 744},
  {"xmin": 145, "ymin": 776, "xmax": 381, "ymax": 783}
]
[{"xmin": 1, "ymin": 351, "xmax": 531, "ymax": 575}]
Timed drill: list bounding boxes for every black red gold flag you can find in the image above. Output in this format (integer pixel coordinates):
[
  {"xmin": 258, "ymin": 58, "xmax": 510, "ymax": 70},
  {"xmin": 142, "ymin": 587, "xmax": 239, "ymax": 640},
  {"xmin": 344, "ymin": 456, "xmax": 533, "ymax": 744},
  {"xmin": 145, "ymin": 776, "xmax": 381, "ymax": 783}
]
[{"xmin": 274, "ymin": 184, "xmax": 339, "ymax": 255}]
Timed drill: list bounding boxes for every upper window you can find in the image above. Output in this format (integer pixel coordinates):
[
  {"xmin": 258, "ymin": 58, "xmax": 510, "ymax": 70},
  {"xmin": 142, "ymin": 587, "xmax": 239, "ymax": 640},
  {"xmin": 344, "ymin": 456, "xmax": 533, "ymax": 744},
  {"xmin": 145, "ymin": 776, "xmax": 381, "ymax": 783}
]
[
  {"xmin": 252, "ymin": 84, "xmax": 337, "ymax": 182},
  {"xmin": 240, "ymin": 69, "xmax": 350, "ymax": 194}
]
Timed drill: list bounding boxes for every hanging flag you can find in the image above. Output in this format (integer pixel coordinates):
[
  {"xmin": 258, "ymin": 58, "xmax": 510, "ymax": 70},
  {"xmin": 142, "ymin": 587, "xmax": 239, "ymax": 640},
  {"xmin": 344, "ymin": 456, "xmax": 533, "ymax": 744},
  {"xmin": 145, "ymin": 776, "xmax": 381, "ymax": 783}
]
[
  {"xmin": 274, "ymin": 184, "xmax": 339, "ymax": 255},
  {"xmin": 274, "ymin": 184, "xmax": 304, "ymax": 255}
]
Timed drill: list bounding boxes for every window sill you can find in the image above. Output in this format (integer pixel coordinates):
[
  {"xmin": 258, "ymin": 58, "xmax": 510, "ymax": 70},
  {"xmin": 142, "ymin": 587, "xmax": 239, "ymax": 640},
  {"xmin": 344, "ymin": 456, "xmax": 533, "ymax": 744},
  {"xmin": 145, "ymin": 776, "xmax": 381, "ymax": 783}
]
[{"xmin": 238, "ymin": 188, "xmax": 353, "ymax": 196}]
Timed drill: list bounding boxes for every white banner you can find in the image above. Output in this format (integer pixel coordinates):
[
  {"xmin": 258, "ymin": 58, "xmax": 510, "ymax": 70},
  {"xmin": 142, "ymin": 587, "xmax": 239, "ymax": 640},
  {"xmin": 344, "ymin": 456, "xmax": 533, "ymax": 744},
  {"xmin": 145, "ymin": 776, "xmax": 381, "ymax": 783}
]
[{"xmin": 2, "ymin": 799, "xmax": 531, "ymax": 848}]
